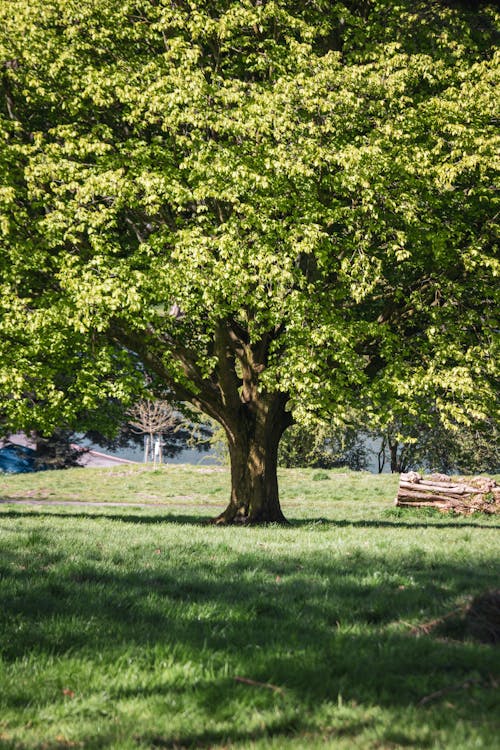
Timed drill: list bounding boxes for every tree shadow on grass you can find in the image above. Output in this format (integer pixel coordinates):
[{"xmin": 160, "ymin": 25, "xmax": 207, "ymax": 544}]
[
  {"xmin": 293, "ymin": 517, "xmax": 500, "ymax": 531},
  {"xmin": 1, "ymin": 507, "xmax": 499, "ymax": 530},
  {"xmin": 1, "ymin": 508, "xmax": 499, "ymax": 747},
  {"xmin": 130, "ymin": 713, "xmax": 376, "ymax": 750},
  {"xmin": 0, "ymin": 508, "xmax": 208, "ymax": 525}
]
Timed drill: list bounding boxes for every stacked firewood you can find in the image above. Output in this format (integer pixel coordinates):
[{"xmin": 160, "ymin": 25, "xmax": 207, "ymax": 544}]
[{"xmin": 395, "ymin": 472, "xmax": 500, "ymax": 514}]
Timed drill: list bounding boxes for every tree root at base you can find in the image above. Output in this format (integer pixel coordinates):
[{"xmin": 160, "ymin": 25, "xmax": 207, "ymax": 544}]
[{"xmin": 209, "ymin": 508, "xmax": 290, "ymax": 526}]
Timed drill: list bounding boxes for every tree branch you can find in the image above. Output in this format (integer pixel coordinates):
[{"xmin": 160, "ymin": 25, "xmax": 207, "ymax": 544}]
[{"xmin": 109, "ymin": 321, "xmax": 239, "ymax": 440}]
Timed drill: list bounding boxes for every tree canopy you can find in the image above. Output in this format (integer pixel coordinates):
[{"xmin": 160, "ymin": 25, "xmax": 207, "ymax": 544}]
[{"xmin": 0, "ymin": 0, "xmax": 498, "ymax": 521}]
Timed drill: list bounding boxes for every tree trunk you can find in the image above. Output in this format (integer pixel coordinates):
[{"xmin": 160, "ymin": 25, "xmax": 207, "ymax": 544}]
[
  {"xmin": 389, "ymin": 440, "xmax": 399, "ymax": 473},
  {"xmin": 213, "ymin": 396, "xmax": 292, "ymax": 524},
  {"xmin": 113, "ymin": 322, "xmax": 292, "ymax": 523}
]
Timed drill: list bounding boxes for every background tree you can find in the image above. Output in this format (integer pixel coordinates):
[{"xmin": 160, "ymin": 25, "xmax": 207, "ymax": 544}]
[
  {"xmin": 31, "ymin": 430, "xmax": 83, "ymax": 470},
  {"xmin": 278, "ymin": 420, "xmax": 369, "ymax": 471},
  {"xmin": 0, "ymin": 1, "xmax": 498, "ymax": 522},
  {"xmin": 127, "ymin": 399, "xmax": 177, "ymax": 464},
  {"xmin": 375, "ymin": 416, "xmax": 500, "ymax": 475}
]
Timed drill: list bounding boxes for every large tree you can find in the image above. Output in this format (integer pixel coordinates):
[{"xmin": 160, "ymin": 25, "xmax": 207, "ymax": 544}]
[{"xmin": 0, "ymin": 1, "xmax": 498, "ymax": 522}]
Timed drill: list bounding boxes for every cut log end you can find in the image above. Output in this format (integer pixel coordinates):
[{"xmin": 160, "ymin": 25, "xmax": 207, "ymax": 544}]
[{"xmin": 395, "ymin": 473, "xmax": 499, "ymax": 515}]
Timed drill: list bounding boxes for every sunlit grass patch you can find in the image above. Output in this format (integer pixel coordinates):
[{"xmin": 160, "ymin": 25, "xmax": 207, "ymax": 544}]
[{"xmin": 0, "ymin": 467, "xmax": 499, "ymax": 748}]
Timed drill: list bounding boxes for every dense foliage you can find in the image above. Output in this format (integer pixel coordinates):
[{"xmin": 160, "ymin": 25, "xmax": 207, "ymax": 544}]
[
  {"xmin": 0, "ymin": 1, "xmax": 498, "ymax": 519},
  {"xmin": 278, "ymin": 420, "xmax": 370, "ymax": 471},
  {"xmin": 376, "ymin": 416, "xmax": 500, "ymax": 474}
]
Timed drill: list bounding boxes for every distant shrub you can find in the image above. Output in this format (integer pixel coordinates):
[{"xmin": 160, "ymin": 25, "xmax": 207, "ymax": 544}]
[{"xmin": 312, "ymin": 471, "xmax": 330, "ymax": 481}]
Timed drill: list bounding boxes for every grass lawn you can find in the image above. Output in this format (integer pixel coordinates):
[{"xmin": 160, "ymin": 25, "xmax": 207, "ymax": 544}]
[{"xmin": 0, "ymin": 465, "xmax": 499, "ymax": 749}]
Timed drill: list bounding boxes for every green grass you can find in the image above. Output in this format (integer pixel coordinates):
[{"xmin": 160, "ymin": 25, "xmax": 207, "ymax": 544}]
[{"xmin": 0, "ymin": 466, "xmax": 499, "ymax": 749}]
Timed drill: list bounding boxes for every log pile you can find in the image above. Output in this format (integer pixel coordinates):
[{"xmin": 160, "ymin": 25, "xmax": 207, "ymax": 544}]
[{"xmin": 395, "ymin": 472, "xmax": 500, "ymax": 514}]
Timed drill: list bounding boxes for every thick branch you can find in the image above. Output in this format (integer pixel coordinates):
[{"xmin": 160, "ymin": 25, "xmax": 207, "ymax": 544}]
[
  {"xmin": 214, "ymin": 322, "xmax": 243, "ymax": 411},
  {"xmin": 2, "ymin": 64, "xmax": 19, "ymax": 121},
  {"xmin": 109, "ymin": 323, "xmax": 231, "ymax": 430}
]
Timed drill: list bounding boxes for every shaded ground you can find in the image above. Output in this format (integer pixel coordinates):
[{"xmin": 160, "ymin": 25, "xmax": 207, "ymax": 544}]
[{"xmin": 0, "ymin": 474, "xmax": 499, "ymax": 749}]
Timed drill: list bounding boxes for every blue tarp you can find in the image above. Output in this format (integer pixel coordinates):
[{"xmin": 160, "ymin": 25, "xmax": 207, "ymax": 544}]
[{"xmin": 0, "ymin": 443, "xmax": 39, "ymax": 473}]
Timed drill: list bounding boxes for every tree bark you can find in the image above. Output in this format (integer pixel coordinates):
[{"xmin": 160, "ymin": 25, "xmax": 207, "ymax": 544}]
[
  {"xmin": 110, "ymin": 322, "xmax": 292, "ymax": 524},
  {"xmin": 213, "ymin": 395, "xmax": 292, "ymax": 524},
  {"xmin": 389, "ymin": 440, "xmax": 399, "ymax": 473}
]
